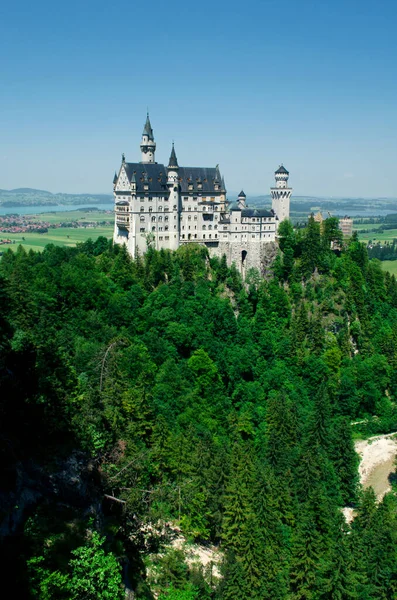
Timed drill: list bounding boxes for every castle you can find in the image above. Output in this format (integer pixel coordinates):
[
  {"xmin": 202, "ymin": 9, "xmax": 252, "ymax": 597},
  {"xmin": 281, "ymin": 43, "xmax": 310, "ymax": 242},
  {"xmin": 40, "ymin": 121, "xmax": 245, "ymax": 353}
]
[{"xmin": 113, "ymin": 115, "xmax": 292, "ymax": 273}]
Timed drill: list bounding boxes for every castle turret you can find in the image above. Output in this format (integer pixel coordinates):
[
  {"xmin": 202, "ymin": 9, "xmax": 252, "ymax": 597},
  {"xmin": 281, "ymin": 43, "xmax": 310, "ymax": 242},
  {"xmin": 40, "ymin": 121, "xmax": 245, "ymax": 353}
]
[
  {"xmin": 271, "ymin": 165, "xmax": 291, "ymax": 227},
  {"xmin": 140, "ymin": 113, "xmax": 156, "ymax": 163},
  {"xmin": 167, "ymin": 143, "xmax": 179, "ymax": 184},
  {"xmin": 237, "ymin": 190, "xmax": 246, "ymax": 209}
]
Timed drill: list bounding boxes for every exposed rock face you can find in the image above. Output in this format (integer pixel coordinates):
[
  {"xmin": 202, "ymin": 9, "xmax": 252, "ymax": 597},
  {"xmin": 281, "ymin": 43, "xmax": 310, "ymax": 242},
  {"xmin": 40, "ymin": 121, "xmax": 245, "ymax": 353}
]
[{"xmin": 0, "ymin": 451, "xmax": 100, "ymax": 541}]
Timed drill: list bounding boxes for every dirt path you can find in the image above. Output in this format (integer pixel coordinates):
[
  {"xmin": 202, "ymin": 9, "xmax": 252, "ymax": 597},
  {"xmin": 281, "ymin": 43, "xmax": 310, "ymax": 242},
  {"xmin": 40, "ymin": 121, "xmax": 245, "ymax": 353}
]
[{"xmin": 355, "ymin": 432, "xmax": 397, "ymax": 500}]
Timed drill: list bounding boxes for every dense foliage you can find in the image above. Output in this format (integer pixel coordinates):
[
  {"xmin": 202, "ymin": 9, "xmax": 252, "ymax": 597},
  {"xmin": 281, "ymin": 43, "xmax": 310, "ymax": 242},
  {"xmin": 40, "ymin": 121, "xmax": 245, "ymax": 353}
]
[{"xmin": 1, "ymin": 217, "xmax": 397, "ymax": 598}]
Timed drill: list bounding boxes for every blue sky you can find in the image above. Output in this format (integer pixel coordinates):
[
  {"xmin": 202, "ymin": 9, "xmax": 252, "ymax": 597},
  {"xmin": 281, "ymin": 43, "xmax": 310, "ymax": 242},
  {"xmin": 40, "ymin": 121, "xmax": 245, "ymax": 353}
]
[{"xmin": 0, "ymin": 0, "xmax": 396, "ymax": 197}]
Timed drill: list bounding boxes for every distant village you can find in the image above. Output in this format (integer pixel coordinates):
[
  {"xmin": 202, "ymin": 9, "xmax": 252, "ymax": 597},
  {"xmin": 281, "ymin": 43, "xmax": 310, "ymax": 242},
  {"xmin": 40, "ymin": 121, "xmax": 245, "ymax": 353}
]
[{"xmin": 0, "ymin": 214, "xmax": 113, "ymax": 245}]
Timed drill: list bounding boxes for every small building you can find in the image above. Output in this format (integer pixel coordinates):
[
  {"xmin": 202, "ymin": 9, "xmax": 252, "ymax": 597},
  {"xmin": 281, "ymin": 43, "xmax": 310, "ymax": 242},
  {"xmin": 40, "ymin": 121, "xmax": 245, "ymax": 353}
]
[{"xmin": 339, "ymin": 216, "xmax": 353, "ymax": 238}]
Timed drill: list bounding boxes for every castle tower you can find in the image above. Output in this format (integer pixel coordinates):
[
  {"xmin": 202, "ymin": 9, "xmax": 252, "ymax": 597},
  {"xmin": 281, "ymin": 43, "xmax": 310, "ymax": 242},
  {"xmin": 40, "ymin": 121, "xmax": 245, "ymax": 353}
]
[
  {"xmin": 167, "ymin": 143, "xmax": 179, "ymax": 184},
  {"xmin": 237, "ymin": 190, "xmax": 246, "ymax": 209},
  {"xmin": 167, "ymin": 143, "xmax": 180, "ymax": 250},
  {"xmin": 140, "ymin": 113, "xmax": 156, "ymax": 163},
  {"xmin": 271, "ymin": 165, "xmax": 291, "ymax": 226}
]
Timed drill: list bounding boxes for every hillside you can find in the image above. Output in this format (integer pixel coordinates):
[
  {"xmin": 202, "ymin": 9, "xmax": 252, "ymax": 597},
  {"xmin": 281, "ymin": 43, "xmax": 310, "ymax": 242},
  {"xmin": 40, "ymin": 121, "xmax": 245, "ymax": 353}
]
[
  {"xmin": 0, "ymin": 188, "xmax": 113, "ymax": 207},
  {"xmin": 1, "ymin": 220, "xmax": 397, "ymax": 598}
]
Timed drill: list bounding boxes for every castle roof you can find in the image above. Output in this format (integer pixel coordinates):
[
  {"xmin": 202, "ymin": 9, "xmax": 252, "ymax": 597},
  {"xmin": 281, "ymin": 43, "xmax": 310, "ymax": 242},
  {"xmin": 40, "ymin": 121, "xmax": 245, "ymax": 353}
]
[
  {"xmin": 120, "ymin": 163, "xmax": 224, "ymax": 195},
  {"xmin": 229, "ymin": 202, "xmax": 241, "ymax": 211},
  {"xmin": 168, "ymin": 143, "xmax": 178, "ymax": 168},
  {"xmin": 142, "ymin": 114, "xmax": 154, "ymax": 140},
  {"xmin": 275, "ymin": 165, "xmax": 289, "ymax": 175},
  {"xmin": 238, "ymin": 190, "xmax": 246, "ymax": 198},
  {"xmin": 241, "ymin": 208, "xmax": 274, "ymax": 218}
]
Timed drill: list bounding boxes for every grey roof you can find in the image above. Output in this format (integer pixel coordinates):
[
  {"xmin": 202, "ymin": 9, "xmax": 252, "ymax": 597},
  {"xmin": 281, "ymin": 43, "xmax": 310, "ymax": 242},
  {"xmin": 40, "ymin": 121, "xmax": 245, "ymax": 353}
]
[
  {"xmin": 113, "ymin": 172, "xmax": 118, "ymax": 184},
  {"xmin": 241, "ymin": 208, "xmax": 274, "ymax": 218},
  {"xmin": 238, "ymin": 190, "xmax": 246, "ymax": 198},
  {"xmin": 229, "ymin": 202, "xmax": 241, "ymax": 211},
  {"xmin": 178, "ymin": 167, "xmax": 224, "ymax": 194},
  {"xmin": 142, "ymin": 114, "xmax": 154, "ymax": 140},
  {"xmin": 121, "ymin": 163, "xmax": 225, "ymax": 194},
  {"xmin": 168, "ymin": 144, "xmax": 178, "ymax": 168},
  {"xmin": 275, "ymin": 165, "xmax": 289, "ymax": 175},
  {"xmin": 124, "ymin": 163, "xmax": 169, "ymax": 193}
]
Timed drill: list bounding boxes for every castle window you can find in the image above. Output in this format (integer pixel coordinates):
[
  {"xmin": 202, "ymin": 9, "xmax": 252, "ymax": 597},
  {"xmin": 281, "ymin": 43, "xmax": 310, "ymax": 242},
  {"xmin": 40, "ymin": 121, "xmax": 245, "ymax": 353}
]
[
  {"xmin": 149, "ymin": 207, "xmax": 152, "ymax": 212},
  {"xmin": 165, "ymin": 226, "xmax": 169, "ymax": 231},
  {"xmin": 203, "ymin": 207, "xmax": 206, "ymax": 212},
  {"xmin": 149, "ymin": 196, "xmax": 153, "ymax": 201},
  {"xmin": 158, "ymin": 216, "xmax": 163, "ymax": 221},
  {"xmin": 203, "ymin": 234, "xmax": 205, "ymax": 239},
  {"xmin": 188, "ymin": 216, "xmax": 191, "ymax": 220},
  {"xmin": 151, "ymin": 216, "xmax": 156, "ymax": 222},
  {"xmin": 159, "ymin": 236, "xmax": 163, "ymax": 240},
  {"xmin": 173, "ymin": 205, "xmax": 177, "ymax": 210},
  {"xmin": 194, "ymin": 216, "xmax": 197, "ymax": 220},
  {"xmin": 188, "ymin": 206, "xmax": 191, "ymax": 211},
  {"xmin": 203, "ymin": 225, "xmax": 206, "ymax": 230},
  {"xmin": 215, "ymin": 225, "xmax": 217, "ymax": 229},
  {"xmin": 152, "ymin": 226, "xmax": 156, "ymax": 231},
  {"xmin": 165, "ymin": 216, "xmax": 169, "ymax": 221},
  {"xmin": 194, "ymin": 234, "xmax": 197, "ymax": 239},
  {"xmin": 184, "ymin": 197, "xmax": 188, "ymax": 201},
  {"xmin": 158, "ymin": 206, "xmax": 162, "ymax": 211},
  {"xmin": 140, "ymin": 197, "xmax": 144, "ymax": 202},
  {"xmin": 182, "ymin": 234, "xmax": 185, "ymax": 239},
  {"xmin": 165, "ymin": 236, "xmax": 169, "ymax": 240},
  {"xmin": 193, "ymin": 196, "xmax": 197, "ymax": 200},
  {"xmin": 164, "ymin": 206, "xmax": 169, "ymax": 212},
  {"xmin": 140, "ymin": 215, "xmax": 145, "ymax": 221},
  {"xmin": 159, "ymin": 227, "xmax": 163, "ymax": 231},
  {"xmin": 140, "ymin": 228, "xmax": 145, "ymax": 232},
  {"xmin": 140, "ymin": 207, "xmax": 144, "ymax": 212},
  {"xmin": 215, "ymin": 234, "xmax": 217, "ymax": 238},
  {"xmin": 208, "ymin": 225, "xmax": 212, "ymax": 230}
]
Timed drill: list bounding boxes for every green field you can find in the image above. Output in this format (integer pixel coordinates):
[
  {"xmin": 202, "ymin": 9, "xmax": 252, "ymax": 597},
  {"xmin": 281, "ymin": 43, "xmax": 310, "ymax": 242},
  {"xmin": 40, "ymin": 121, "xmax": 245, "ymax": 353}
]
[
  {"xmin": 0, "ymin": 226, "xmax": 114, "ymax": 253},
  {"xmin": 356, "ymin": 228, "xmax": 397, "ymax": 243},
  {"xmin": 381, "ymin": 260, "xmax": 397, "ymax": 276},
  {"xmin": 0, "ymin": 210, "xmax": 114, "ymax": 253}
]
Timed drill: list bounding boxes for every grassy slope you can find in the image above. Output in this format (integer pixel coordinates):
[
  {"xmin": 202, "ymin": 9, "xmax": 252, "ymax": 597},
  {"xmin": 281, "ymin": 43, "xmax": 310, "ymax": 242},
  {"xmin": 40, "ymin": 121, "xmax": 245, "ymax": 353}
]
[
  {"xmin": 0, "ymin": 210, "xmax": 114, "ymax": 252},
  {"xmin": 381, "ymin": 260, "xmax": 397, "ymax": 276}
]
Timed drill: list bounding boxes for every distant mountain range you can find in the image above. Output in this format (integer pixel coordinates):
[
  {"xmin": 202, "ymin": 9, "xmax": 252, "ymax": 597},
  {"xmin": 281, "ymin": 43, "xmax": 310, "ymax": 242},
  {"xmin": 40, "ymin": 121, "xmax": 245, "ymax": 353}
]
[
  {"xmin": 0, "ymin": 188, "xmax": 113, "ymax": 207},
  {"xmin": 0, "ymin": 188, "xmax": 396, "ymax": 216}
]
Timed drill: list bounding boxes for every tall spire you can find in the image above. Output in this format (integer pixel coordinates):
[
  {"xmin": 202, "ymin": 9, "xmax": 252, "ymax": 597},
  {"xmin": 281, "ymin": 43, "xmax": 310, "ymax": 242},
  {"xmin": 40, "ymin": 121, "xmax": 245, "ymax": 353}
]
[
  {"xmin": 168, "ymin": 142, "xmax": 179, "ymax": 168},
  {"xmin": 142, "ymin": 113, "xmax": 154, "ymax": 140},
  {"xmin": 140, "ymin": 113, "xmax": 156, "ymax": 163}
]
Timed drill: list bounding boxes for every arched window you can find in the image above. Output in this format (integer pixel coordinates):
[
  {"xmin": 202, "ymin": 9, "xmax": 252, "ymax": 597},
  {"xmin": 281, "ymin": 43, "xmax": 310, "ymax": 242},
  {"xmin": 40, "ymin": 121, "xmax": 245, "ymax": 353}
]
[
  {"xmin": 151, "ymin": 216, "xmax": 156, "ymax": 222},
  {"xmin": 208, "ymin": 225, "xmax": 212, "ymax": 230},
  {"xmin": 140, "ymin": 206, "xmax": 144, "ymax": 212},
  {"xmin": 140, "ymin": 215, "xmax": 145, "ymax": 222},
  {"xmin": 158, "ymin": 215, "xmax": 163, "ymax": 221},
  {"xmin": 203, "ymin": 225, "xmax": 206, "ymax": 230},
  {"xmin": 158, "ymin": 206, "xmax": 162, "ymax": 211}
]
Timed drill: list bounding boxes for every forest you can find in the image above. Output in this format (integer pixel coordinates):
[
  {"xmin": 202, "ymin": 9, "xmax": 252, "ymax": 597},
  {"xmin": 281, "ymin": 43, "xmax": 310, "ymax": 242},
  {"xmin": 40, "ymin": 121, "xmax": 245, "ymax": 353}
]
[{"xmin": 1, "ymin": 216, "xmax": 397, "ymax": 599}]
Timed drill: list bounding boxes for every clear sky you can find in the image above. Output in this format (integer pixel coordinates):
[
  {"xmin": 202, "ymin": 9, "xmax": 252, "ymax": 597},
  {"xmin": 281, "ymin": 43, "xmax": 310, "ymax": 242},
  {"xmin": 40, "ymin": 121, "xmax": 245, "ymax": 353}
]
[{"xmin": 0, "ymin": 0, "xmax": 396, "ymax": 198}]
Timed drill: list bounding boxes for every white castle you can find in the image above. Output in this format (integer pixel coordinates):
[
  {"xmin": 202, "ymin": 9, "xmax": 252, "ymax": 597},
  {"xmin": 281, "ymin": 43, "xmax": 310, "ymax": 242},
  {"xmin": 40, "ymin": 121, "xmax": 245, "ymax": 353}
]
[{"xmin": 113, "ymin": 115, "xmax": 292, "ymax": 273}]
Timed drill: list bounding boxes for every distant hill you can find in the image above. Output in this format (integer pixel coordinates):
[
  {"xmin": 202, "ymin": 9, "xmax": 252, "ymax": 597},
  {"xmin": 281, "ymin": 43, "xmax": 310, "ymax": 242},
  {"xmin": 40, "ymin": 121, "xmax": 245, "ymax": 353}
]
[{"xmin": 0, "ymin": 188, "xmax": 113, "ymax": 207}]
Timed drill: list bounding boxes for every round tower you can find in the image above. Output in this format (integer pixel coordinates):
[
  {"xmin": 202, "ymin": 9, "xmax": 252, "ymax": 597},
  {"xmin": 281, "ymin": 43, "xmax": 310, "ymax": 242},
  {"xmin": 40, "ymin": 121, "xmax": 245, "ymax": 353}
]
[
  {"xmin": 167, "ymin": 142, "xmax": 179, "ymax": 185},
  {"xmin": 140, "ymin": 113, "xmax": 156, "ymax": 163},
  {"xmin": 237, "ymin": 190, "xmax": 246, "ymax": 209},
  {"xmin": 271, "ymin": 165, "xmax": 292, "ymax": 227}
]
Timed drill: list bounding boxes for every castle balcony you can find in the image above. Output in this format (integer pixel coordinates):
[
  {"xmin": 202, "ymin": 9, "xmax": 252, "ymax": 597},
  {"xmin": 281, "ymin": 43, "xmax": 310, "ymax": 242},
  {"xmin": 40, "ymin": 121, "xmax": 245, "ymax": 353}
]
[{"xmin": 116, "ymin": 215, "xmax": 130, "ymax": 229}]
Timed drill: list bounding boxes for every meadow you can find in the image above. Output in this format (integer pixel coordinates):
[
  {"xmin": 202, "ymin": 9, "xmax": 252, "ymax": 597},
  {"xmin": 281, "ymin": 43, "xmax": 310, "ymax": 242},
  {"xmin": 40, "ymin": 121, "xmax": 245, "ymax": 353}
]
[
  {"xmin": 381, "ymin": 260, "xmax": 397, "ymax": 276},
  {"xmin": 0, "ymin": 210, "xmax": 114, "ymax": 253}
]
